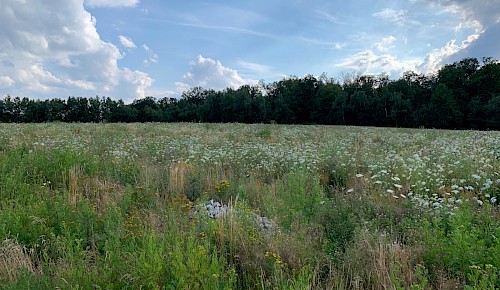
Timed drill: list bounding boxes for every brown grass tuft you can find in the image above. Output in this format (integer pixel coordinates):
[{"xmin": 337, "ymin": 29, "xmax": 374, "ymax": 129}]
[
  {"xmin": 65, "ymin": 165, "xmax": 85, "ymax": 205},
  {"xmin": 343, "ymin": 230, "xmax": 426, "ymax": 290},
  {"xmin": 169, "ymin": 161, "xmax": 190, "ymax": 194},
  {"xmin": 0, "ymin": 239, "xmax": 38, "ymax": 283}
]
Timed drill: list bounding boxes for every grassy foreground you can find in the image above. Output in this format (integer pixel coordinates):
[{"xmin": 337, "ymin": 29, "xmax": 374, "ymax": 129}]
[{"xmin": 0, "ymin": 123, "xmax": 499, "ymax": 289}]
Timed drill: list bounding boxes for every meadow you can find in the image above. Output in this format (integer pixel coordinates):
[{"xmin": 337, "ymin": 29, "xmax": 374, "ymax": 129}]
[{"xmin": 0, "ymin": 123, "xmax": 499, "ymax": 289}]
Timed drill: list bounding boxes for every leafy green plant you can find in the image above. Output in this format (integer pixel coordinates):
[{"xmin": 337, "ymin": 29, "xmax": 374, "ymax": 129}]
[
  {"xmin": 256, "ymin": 128, "xmax": 272, "ymax": 139},
  {"xmin": 419, "ymin": 203, "xmax": 500, "ymax": 285},
  {"xmin": 465, "ymin": 264, "xmax": 499, "ymax": 290}
]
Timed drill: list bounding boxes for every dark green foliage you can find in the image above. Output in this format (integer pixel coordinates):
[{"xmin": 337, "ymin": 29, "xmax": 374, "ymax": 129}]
[
  {"xmin": 1, "ymin": 57, "xmax": 499, "ymax": 129},
  {"xmin": 417, "ymin": 203, "xmax": 500, "ymax": 285},
  {"xmin": 428, "ymin": 84, "xmax": 463, "ymax": 128},
  {"xmin": 320, "ymin": 199, "xmax": 357, "ymax": 256}
]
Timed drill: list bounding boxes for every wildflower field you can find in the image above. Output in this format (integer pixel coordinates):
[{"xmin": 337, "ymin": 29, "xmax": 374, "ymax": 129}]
[{"xmin": 0, "ymin": 123, "xmax": 499, "ymax": 289}]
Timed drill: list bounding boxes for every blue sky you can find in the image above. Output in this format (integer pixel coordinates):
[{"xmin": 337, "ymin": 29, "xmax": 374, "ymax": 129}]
[{"xmin": 0, "ymin": 0, "xmax": 498, "ymax": 102}]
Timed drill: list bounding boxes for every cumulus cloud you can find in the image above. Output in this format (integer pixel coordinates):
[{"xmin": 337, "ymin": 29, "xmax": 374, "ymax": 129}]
[
  {"xmin": 338, "ymin": 30, "xmax": 482, "ymax": 76},
  {"xmin": 84, "ymin": 0, "xmax": 139, "ymax": 8},
  {"xmin": 416, "ymin": 0, "xmax": 500, "ymax": 65},
  {"xmin": 175, "ymin": 55, "xmax": 252, "ymax": 92},
  {"xmin": 367, "ymin": 1, "xmax": 499, "ymax": 74},
  {"xmin": 418, "ymin": 34, "xmax": 480, "ymax": 72},
  {"xmin": 373, "ymin": 36, "xmax": 397, "ymax": 52},
  {"xmin": 444, "ymin": 24, "xmax": 500, "ymax": 62},
  {"xmin": 337, "ymin": 50, "xmax": 421, "ymax": 76},
  {"xmin": 119, "ymin": 35, "xmax": 136, "ymax": 48},
  {"xmin": 0, "ymin": 0, "xmax": 152, "ymax": 101}
]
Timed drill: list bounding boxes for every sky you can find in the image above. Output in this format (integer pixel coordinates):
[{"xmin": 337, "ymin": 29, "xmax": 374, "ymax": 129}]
[{"xmin": 0, "ymin": 0, "xmax": 499, "ymax": 103}]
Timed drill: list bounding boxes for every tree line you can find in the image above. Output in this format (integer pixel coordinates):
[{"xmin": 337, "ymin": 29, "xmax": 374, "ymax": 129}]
[{"xmin": 1, "ymin": 57, "xmax": 499, "ymax": 129}]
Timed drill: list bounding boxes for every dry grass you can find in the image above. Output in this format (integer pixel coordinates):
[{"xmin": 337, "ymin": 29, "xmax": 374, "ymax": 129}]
[
  {"xmin": 343, "ymin": 229, "xmax": 426, "ymax": 290},
  {"xmin": 65, "ymin": 165, "xmax": 85, "ymax": 206},
  {"xmin": 169, "ymin": 161, "xmax": 190, "ymax": 194},
  {"xmin": 84, "ymin": 177, "xmax": 125, "ymax": 214},
  {"xmin": 0, "ymin": 239, "xmax": 38, "ymax": 283},
  {"xmin": 64, "ymin": 165, "xmax": 125, "ymax": 213}
]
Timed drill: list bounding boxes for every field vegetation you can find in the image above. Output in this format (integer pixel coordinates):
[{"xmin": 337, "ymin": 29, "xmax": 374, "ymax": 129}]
[{"xmin": 0, "ymin": 123, "xmax": 499, "ymax": 289}]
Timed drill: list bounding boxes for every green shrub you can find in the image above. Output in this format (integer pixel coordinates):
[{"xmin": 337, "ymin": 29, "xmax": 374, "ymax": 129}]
[
  {"xmin": 319, "ymin": 198, "xmax": 357, "ymax": 256},
  {"xmin": 256, "ymin": 128, "xmax": 272, "ymax": 139},
  {"xmin": 419, "ymin": 203, "xmax": 500, "ymax": 286}
]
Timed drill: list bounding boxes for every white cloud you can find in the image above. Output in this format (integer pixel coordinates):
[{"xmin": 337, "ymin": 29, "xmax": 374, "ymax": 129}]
[
  {"xmin": 337, "ymin": 30, "xmax": 482, "ymax": 77},
  {"xmin": 418, "ymin": 33, "xmax": 480, "ymax": 73},
  {"xmin": 144, "ymin": 88, "xmax": 179, "ymax": 100},
  {"xmin": 143, "ymin": 54, "xmax": 158, "ymax": 65},
  {"xmin": 444, "ymin": 24, "xmax": 500, "ymax": 62},
  {"xmin": 122, "ymin": 69, "xmax": 153, "ymax": 99},
  {"xmin": 148, "ymin": 54, "xmax": 159, "ymax": 64},
  {"xmin": 336, "ymin": 50, "xmax": 421, "ymax": 76},
  {"xmin": 141, "ymin": 44, "xmax": 159, "ymax": 65},
  {"xmin": 296, "ymin": 36, "xmax": 346, "ymax": 50},
  {"xmin": 237, "ymin": 61, "xmax": 273, "ymax": 75},
  {"xmin": 316, "ymin": 11, "xmax": 345, "ymax": 25},
  {"xmin": 84, "ymin": 0, "xmax": 139, "ymax": 8},
  {"xmin": 175, "ymin": 55, "xmax": 252, "ymax": 92},
  {"xmin": 0, "ymin": 76, "xmax": 15, "ymax": 87},
  {"xmin": 373, "ymin": 36, "xmax": 397, "ymax": 52},
  {"xmin": 415, "ymin": 0, "xmax": 500, "ymax": 65},
  {"xmin": 236, "ymin": 60, "xmax": 284, "ymax": 80},
  {"xmin": 428, "ymin": 0, "xmax": 499, "ymax": 27},
  {"xmin": 119, "ymin": 35, "xmax": 136, "ymax": 48},
  {"xmin": 373, "ymin": 8, "xmax": 407, "ymax": 23},
  {"xmin": 0, "ymin": 0, "xmax": 152, "ymax": 101}
]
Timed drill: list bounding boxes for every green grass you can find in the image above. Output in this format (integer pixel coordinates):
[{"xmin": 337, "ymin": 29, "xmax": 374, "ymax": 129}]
[{"xmin": 0, "ymin": 123, "xmax": 499, "ymax": 289}]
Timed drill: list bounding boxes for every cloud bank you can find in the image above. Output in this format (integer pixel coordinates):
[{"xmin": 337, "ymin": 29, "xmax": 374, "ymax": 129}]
[
  {"xmin": 0, "ymin": 0, "xmax": 152, "ymax": 102},
  {"xmin": 84, "ymin": 0, "xmax": 139, "ymax": 8},
  {"xmin": 175, "ymin": 55, "xmax": 252, "ymax": 92},
  {"xmin": 421, "ymin": 0, "xmax": 500, "ymax": 66}
]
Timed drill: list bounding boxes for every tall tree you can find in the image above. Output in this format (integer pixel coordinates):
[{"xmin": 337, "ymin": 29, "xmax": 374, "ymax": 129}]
[{"xmin": 428, "ymin": 84, "xmax": 463, "ymax": 128}]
